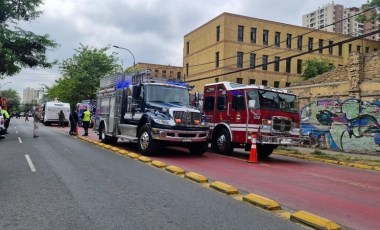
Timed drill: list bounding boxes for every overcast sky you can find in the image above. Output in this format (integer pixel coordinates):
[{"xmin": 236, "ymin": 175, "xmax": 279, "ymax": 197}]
[{"xmin": 1, "ymin": 0, "xmax": 366, "ymax": 100}]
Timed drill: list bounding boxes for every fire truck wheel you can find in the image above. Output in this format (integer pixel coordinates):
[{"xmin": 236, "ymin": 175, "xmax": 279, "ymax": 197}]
[
  {"xmin": 257, "ymin": 144, "xmax": 275, "ymax": 159},
  {"xmin": 215, "ymin": 129, "xmax": 234, "ymax": 155},
  {"xmin": 100, "ymin": 124, "xmax": 118, "ymax": 144},
  {"xmin": 188, "ymin": 142, "xmax": 208, "ymax": 155},
  {"xmin": 137, "ymin": 127, "xmax": 157, "ymax": 156}
]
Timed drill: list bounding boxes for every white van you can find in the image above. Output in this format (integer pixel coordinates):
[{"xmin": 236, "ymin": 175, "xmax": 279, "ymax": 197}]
[{"xmin": 43, "ymin": 101, "xmax": 70, "ymax": 126}]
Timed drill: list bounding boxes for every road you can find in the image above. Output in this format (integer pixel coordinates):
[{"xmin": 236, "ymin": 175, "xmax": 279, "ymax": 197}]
[
  {"xmin": 74, "ymin": 122, "xmax": 380, "ymax": 230},
  {"xmin": 0, "ymin": 118, "xmax": 303, "ymax": 230}
]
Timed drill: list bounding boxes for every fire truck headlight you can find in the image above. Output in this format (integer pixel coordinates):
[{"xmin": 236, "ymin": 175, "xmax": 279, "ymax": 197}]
[
  {"xmin": 262, "ymin": 119, "xmax": 272, "ymax": 126},
  {"xmin": 153, "ymin": 118, "xmax": 171, "ymax": 125}
]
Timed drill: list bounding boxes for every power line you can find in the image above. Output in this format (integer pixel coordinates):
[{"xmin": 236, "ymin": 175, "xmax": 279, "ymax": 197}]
[{"xmin": 186, "ymin": 29, "xmax": 380, "ymax": 83}]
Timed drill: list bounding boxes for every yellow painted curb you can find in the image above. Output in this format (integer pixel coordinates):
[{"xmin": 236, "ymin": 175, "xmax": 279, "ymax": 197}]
[
  {"xmin": 290, "ymin": 211, "xmax": 341, "ymax": 230},
  {"xmin": 97, "ymin": 143, "xmax": 106, "ymax": 147},
  {"xmin": 138, "ymin": 156, "xmax": 152, "ymax": 163},
  {"xmin": 352, "ymin": 163, "xmax": 373, "ymax": 170},
  {"xmin": 118, "ymin": 150, "xmax": 129, "ymax": 155},
  {"xmin": 111, "ymin": 147, "xmax": 121, "ymax": 152},
  {"xmin": 165, "ymin": 165, "xmax": 185, "ymax": 175},
  {"xmin": 243, "ymin": 193, "xmax": 281, "ymax": 210},
  {"xmin": 104, "ymin": 145, "xmax": 112, "ymax": 149},
  {"xmin": 373, "ymin": 166, "xmax": 380, "ymax": 171},
  {"xmin": 338, "ymin": 161, "xmax": 349, "ymax": 166},
  {"xmin": 323, "ymin": 159, "xmax": 339, "ymax": 164},
  {"xmin": 185, "ymin": 172, "xmax": 208, "ymax": 183},
  {"xmin": 128, "ymin": 152, "xmax": 140, "ymax": 159},
  {"xmin": 151, "ymin": 160, "xmax": 167, "ymax": 168},
  {"xmin": 209, "ymin": 181, "xmax": 239, "ymax": 195}
]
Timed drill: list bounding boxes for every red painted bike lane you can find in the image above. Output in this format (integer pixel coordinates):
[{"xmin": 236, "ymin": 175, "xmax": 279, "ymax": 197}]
[{"xmin": 56, "ymin": 126, "xmax": 380, "ymax": 230}]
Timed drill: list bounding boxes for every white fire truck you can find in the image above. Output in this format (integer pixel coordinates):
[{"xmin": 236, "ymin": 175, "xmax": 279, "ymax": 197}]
[
  {"xmin": 95, "ymin": 71, "xmax": 209, "ymax": 156},
  {"xmin": 203, "ymin": 82, "xmax": 301, "ymax": 158}
]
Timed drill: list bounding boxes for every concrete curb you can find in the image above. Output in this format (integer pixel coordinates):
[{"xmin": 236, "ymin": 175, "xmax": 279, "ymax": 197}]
[
  {"xmin": 185, "ymin": 172, "xmax": 208, "ymax": 183},
  {"xmin": 291, "ymin": 211, "xmax": 341, "ymax": 230},
  {"xmin": 151, "ymin": 160, "xmax": 167, "ymax": 168},
  {"xmin": 138, "ymin": 156, "xmax": 152, "ymax": 163},
  {"xmin": 165, "ymin": 165, "xmax": 185, "ymax": 175},
  {"xmin": 243, "ymin": 194, "xmax": 281, "ymax": 210},
  {"xmin": 210, "ymin": 181, "xmax": 239, "ymax": 195}
]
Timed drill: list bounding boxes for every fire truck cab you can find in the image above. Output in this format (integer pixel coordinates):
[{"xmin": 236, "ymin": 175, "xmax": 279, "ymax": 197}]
[{"xmin": 203, "ymin": 82, "xmax": 301, "ymax": 158}]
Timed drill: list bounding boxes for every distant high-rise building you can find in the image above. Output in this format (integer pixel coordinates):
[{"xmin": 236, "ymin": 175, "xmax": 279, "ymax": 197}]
[
  {"xmin": 302, "ymin": 2, "xmax": 379, "ymax": 41},
  {"xmin": 23, "ymin": 87, "xmax": 35, "ymax": 104}
]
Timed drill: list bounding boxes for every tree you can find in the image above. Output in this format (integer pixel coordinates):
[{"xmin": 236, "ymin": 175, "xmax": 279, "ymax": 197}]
[
  {"xmin": 302, "ymin": 59, "xmax": 335, "ymax": 80},
  {"xmin": 0, "ymin": 88, "xmax": 21, "ymax": 112},
  {"xmin": 0, "ymin": 0, "xmax": 58, "ymax": 78},
  {"xmin": 47, "ymin": 44, "xmax": 119, "ymax": 107},
  {"xmin": 357, "ymin": 0, "xmax": 380, "ymax": 24}
]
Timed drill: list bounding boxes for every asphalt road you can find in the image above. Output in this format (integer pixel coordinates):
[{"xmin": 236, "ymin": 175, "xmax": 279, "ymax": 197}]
[{"xmin": 0, "ymin": 119, "xmax": 303, "ymax": 230}]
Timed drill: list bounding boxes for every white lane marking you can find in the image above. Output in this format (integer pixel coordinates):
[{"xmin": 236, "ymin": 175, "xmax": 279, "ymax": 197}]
[
  {"xmin": 18, "ymin": 137, "xmax": 22, "ymax": 143},
  {"xmin": 306, "ymin": 173, "xmax": 380, "ymax": 190},
  {"xmin": 25, "ymin": 154, "xmax": 36, "ymax": 172},
  {"xmin": 16, "ymin": 131, "xmax": 19, "ymax": 134}
]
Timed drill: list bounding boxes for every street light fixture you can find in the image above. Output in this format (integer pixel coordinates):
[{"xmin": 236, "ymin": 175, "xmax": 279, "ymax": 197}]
[
  {"xmin": 0, "ymin": 81, "xmax": 12, "ymax": 97},
  {"xmin": 113, "ymin": 45, "xmax": 136, "ymax": 67}
]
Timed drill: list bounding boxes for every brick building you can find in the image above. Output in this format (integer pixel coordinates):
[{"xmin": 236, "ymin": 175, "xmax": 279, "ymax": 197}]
[{"xmin": 134, "ymin": 62, "xmax": 182, "ymax": 80}]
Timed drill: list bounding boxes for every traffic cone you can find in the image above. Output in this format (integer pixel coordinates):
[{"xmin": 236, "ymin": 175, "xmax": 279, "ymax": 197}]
[
  {"xmin": 248, "ymin": 134, "xmax": 258, "ymax": 163},
  {"xmin": 75, "ymin": 126, "xmax": 79, "ymax": 136}
]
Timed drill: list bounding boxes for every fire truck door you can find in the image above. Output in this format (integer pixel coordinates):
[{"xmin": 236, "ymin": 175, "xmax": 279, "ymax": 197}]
[{"xmin": 123, "ymin": 85, "xmax": 143, "ymax": 122}]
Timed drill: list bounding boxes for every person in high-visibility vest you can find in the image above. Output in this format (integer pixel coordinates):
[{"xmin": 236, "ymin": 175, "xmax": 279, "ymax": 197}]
[
  {"xmin": 1, "ymin": 108, "xmax": 10, "ymax": 134},
  {"xmin": 81, "ymin": 108, "xmax": 91, "ymax": 136}
]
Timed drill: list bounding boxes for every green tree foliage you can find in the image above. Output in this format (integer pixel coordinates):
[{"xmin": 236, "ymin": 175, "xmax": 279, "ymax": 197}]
[
  {"xmin": 0, "ymin": 88, "xmax": 21, "ymax": 112},
  {"xmin": 302, "ymin": 59, "xmax": 335, "ymax": 80},
  {"xmin": 0, "ymin": 0, "xmax": 58, "ymax": 78},
  {"xmin": 357, "ymin": 0, "xmax": 380, "ymax": 24},
  {"xmin": 47, "ymin": 44, "xmax": 119, "ymax": 107}
]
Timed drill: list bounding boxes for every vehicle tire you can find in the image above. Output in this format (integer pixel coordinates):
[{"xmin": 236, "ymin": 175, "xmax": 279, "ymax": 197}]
[
  {"xmin": 137, "ymin": 127, "xmax": 157, "ymax": 156},
  {"xmin": 189, "ymin": 142, "xmax": 208, "ymax": 155},
  {"xmin": 257, "ymin": 144, "xmax": 275, "ymax": 159},
  {"xmin": 214, "ymin": 129, "xmax": 234, "ymax": 155},
  {"xmin": 100, "ymin": 123, "xmax": 118, "ymax": 144}
]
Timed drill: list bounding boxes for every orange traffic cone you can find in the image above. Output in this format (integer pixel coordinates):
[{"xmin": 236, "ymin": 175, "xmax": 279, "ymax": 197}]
[
  {"xmin": 75, "ymin": 126, "xmax": 79, "ymax": 136},
  {"xmin": 248, "ymin": 134, "xmax": 258, "ymax": 163}
]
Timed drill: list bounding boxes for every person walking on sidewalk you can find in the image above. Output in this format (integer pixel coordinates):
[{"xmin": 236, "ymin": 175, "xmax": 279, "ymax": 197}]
[
  {"xmin": 58, "ymin": 110, "xmax": 65, "ymax": 128},
  {"xmin": 81, "ymin": 108, "xmax": 91, "ymax": 136},
  {"xmin": 33, "ymin": 108, "xmax": 41, "ymax": 138},
  {"xmin": 69, "ymin": 109, "xmax": 79, "ymax": 135}
]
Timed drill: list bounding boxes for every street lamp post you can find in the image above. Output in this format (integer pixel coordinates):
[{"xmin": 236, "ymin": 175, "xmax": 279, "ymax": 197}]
[
  {"xmin": 113, "ymin": 45, "xmax": 136, "ymax": 67},
  {"xmin": 0, "ymin": 81, "xmax": 12, "ymax": 97}
]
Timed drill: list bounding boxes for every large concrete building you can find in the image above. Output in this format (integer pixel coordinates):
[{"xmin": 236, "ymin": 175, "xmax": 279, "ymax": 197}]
[
  {"xmin": 135, "ymin": 62, "xmax": 182, "ymax": 80},
  {"xmin": 302, "ymin": 2, "xmax": 379, "ymax": 41},
  {"xmin": 183, "ymin": 12, "xmax": 380, "ymax": 91},
  {"xmin": 22, "ymin": 87, "xmax": 35, "ymax": 104}
]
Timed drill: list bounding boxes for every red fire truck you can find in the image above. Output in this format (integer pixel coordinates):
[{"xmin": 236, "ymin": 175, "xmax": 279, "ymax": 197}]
[{"xmin": 203, "ymin": 82, "xmax": 301, "ymax": 158}]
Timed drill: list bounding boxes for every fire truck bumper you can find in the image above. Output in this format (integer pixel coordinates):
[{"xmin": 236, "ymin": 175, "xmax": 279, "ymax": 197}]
[
  {"xmin": 150, "ymin": 128, "xmax": 209, "ymax": 142},
  {"xmin": 257, "ymin": 135, "xmax": 302, "ymax": 145}
]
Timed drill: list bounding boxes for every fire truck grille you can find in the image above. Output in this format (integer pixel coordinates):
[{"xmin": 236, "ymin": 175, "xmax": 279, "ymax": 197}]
[
  {"xmin": 272, "ymin": 117, "xmax": 292, "ymax": 133},
  {"xmin": 173, "ymin": 111, "xmax": 202, "ymax": 126}
]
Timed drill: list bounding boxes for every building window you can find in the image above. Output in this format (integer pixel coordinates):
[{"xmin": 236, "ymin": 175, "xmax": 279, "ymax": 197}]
[
  {"xmin": 249, "ymin": 79, "xmax": 256, "ymax": 85},
  {"xmin": 297, "ymin": 59, "xmax": 302, "ymax": 74},
  {"xmin": 237, "ymin": 51, "xmax": 243, "ymax": 68},
  {"xmin": 238, "ymin": 25, "xmax": 244, "ymax": 42},
  {"xmin": 357, "ymin": 45, "xmax": 361, "ymax": 52},
  {"xmin": 262, "ymin": 80, "xmax": 268, "ymax": 86},
  {"xmin": 274, "ymin": 56, "xmax": 280, "ymax": 72},
  {"xmin": 286, "ymin": 82, "xmax": 291, "ymax": 87},
  {"xmin": 215, "ymin": 77, "xmax": 219, "ymax": 82},
  {"xmin": 262, "ymin": 55, "xmax": 268, "ymax": 70},
  {"xmin": 263, "ymin": 30, "xmax": 269, "ymax": 45},
  {"xmin": 349, "ymin": 44, "xmax": 352, "ymax": 53},
  {"xmin": 286, "ymin": 58, "xmax": 291, "ymax": 73},
  {"xmin": 339, "ymin": 44, "xmax": 343, "ymax": 56},
  {"xmin": 186, "ymin": 63, "xmax": 189, "ymax": 76},
  {"xmin": 177, "ymin": 72, "xmax": 181, "ymax": 80},
  {"xmin": 297, "ymin": 35, "xmax": 303, "ymax": 50},
  {"xmin": 162, "ymin": 70, "xmax": 166, "ymax": 78},
  {"xmin": 216, "ymin": 25, "xmax": 220, "ymax": 42},
  {"xmin": 365, "ymin": 47, "xmax": 369, "ymax": 53},
  {"xmin": 250, "ymin": 27, "xmax": 257, "ymax": 43},
  {"xmin": 215, "ymin": 52, "xmax": 220, "ymax": 68},
  {"xmin": 319, "ymin": 39, "xmax": 323, "ymax": 53},
  {"xmin": 286, "ymin": 34, "xmax": 292, "ymax": 48},
  {"xmin": 274, "ymin": 81, "xmax": 280, "ymax": 88},
  {"xmin": 186, "ymin": 41, "xmax": 190, "ymax": 55},
  {"xmin": 250, "ymin": 53, "xmax": 256, "ymax": 68},
  {"xmin": 275, "ymin": 32, "xmax": 281, "ymax": 47},
  {"xmin": 308, "ymin": 37, "xmax": 313, "ymax": 51},
  {"xmin": 236, "ymin": 78, "xmax": 243, "ymax": 84},
  {"xmin": 375, "ymin": 48, "xmax": 378, "ymax": 52},
  {"xmin": 329, "ymin": 41, "xmax": 333, "ymax": 55}
]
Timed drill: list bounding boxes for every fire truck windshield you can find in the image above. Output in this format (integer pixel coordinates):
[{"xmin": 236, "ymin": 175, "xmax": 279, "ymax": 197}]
[
  {"xmin": 247, "ymin": 89, "xmax": 297, "ymax": 112},
  {"xmin": 145, "ymin": 85, "xmax": 190, "ymax": 105}
]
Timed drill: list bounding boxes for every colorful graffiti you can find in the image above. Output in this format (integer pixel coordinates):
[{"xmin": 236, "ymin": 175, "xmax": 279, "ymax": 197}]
[{"xmin": 300, "ymin": 98, "xmax": 380, "ymax": 154}]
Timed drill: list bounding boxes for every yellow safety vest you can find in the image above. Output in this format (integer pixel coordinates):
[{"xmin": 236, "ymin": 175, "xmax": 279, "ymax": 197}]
[
  {"xmin": 1, "ymin": 109, "xmax": 9, "ymax": 119},
  {"xmin": 83, "ymin": 110, "xmax": 91, "ymax": 122}
]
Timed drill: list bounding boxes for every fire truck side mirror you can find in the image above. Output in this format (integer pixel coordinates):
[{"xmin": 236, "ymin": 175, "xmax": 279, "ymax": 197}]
[{"xmin": 248, "ymin": 100, "xmax": 256, "ymax": 108}]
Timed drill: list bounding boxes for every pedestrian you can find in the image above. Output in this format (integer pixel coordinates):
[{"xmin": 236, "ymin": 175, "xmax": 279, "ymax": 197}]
[
  {"xmin": 69, "ymin": 109, "xmax": 79, "ymax": 135},
  {"xmin": 1, "ymin": 107, "xmax": 10, "ymax": 134},
  {"xmin": 81, "ymin": 108, "xmax": 91, "ymax": 136},
  {"xmin": 0, "ymin": 106, "xmax": 5, "ymax": 139},
  {"xmin": 58, "ymin": 110, "xmax": 65, "ymax": 128},
  {"xmin": 25, "ymin": 112, "xmax": 29, "ymax": 121},
  {"xmin": 33, "ymin": 107, "xmax": 41, "ymax": 138}
]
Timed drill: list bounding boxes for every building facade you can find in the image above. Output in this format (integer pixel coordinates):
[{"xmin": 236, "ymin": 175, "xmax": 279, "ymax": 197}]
[
  {"xmin": 135, "ymin": 62, "xmax": 182, "ymax": 80},
  {"xmin": 183, "ymin": 12, "xmax": 380, "ymax": 91},
  {"xmin": 22, "ymin": 87, "xmax": 35, "ymax": 104}
]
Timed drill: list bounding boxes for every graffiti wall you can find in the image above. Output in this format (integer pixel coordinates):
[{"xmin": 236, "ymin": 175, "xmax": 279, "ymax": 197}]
[{"xmin": 300, "ymin": 98, "xmax": 380, "ymax": 154}]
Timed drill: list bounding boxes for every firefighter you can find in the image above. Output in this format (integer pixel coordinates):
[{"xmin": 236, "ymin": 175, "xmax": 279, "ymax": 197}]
[
  {"xmin": 81, "ymin": 108, "xmax": 91, "ymax": 136},
  {"xmin": 1, "ymin": 107, "xmax": 10, "ymax": 134}
]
